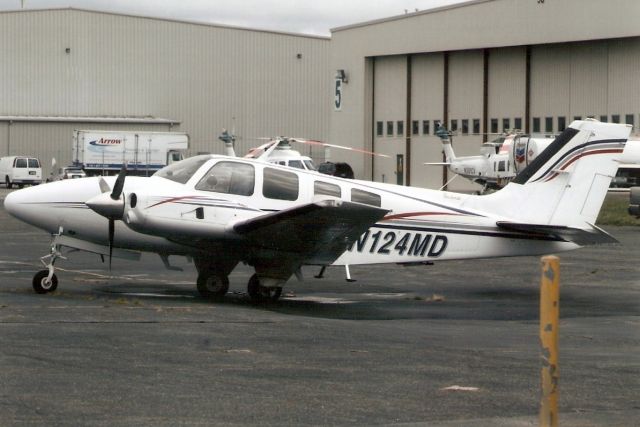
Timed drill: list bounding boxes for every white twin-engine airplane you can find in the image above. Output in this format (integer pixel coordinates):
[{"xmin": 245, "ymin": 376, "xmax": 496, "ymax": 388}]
[{"xmin": 4, "ymin": 120, "xmax": 632, "ymax": 302}]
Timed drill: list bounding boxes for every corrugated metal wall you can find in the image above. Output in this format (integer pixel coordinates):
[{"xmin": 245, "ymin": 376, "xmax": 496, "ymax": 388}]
[{"xmin": 0, "ymin": 9, "xmax": 330, "ymax": 175}]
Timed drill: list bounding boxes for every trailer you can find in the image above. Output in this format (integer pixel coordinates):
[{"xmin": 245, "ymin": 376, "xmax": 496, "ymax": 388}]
[{"xmin": 73, "ymin": 130, "xmax": 189, "ymax": 176}]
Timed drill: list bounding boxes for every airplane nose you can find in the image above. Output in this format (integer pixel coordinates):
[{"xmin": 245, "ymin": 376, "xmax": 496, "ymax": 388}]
[{"xmin": 3, "ymin": 188, "xmax": 23, "ymax": 218}]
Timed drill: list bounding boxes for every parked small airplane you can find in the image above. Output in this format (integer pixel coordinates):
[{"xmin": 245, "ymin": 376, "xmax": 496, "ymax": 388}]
[
  {"xmin": 426, "ymin": 125, "xmax": 555, "ymax": 192},
  {"xmin": 4, "ymin": 120, "xmax": 631, "ymax": 301}
]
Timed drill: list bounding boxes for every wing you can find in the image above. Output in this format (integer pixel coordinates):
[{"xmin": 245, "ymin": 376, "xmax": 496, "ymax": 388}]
[
  {"xmin": 496, "ymin": 221, "xmax": 617, "ymax": 245},
  {"xmin": 233, "ymin": 199, "xmax": 389, "ymax": 265}
]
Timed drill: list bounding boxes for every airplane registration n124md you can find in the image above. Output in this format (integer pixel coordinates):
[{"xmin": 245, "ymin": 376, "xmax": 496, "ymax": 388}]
[{"xmin": 4, "ymin": 120, "xmax": 632, "ymax": 302}]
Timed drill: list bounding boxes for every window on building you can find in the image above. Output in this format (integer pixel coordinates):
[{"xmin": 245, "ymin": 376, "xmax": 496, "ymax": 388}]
[
  {"xmin": 450, "ymin": 119, "xmax": 458, "ymax": 133},
  {"xmin": 196, "ymin": 161, "xmax": 255, "ymax": 196},
  {"xmin": 490, "ymin": 118, "xmax": 498, "ymax": 134},
  {"xmin": 263, "ymin": 167, "xmax": 299, "ymax": 201},
  {"xmin": 625, "ymin": 114, "xmax": 635, "ymax": 126},
  {"xmin": 412, "ymin": 120, "xmax": 419, "ymax": 135},
  {"xmin": 376, "ymin": 121, "xmax": 383, "ymax": 136},
  {"xmin": 533, "ymin": 117, "xmax": 541, "ymax": 133},
  {"xmin": 397, "ymin": 120, "xmax": 404, "ymax": 136},
  {"xmin": 386, "ymin": 121, "xmax": 393, "ymax": 136},
  {"xmin": 502, "ymin": 118, "xmax": 510, "ymax": 132},
  {"xmin": 600, "ymin": 115, "xmax": 608, "ymax": 123},
  {"xmin": 461, "ymin": 119, "xmax": 469, "ymax": 135},
  {"xmin": 314, "ymin": 181, "xmax": 341, "ymax": 198},
  {"xmin": 612, "ymin": 114, "xmax": 620, "ymax": 123},
  {"xmin": 558, "ymin": 117, "xmax": 566, "ymax": 132},
  {"xmin": 473, "ymin": 119, "xmax": 480, "ymax": 134},
  {"xmin": 545, "ymin": 117, "xmax": 553, "ymax": 133},
  {"xmin": 514, "ymin": 118, "xmax": 522, "ymax": 131},
  {"xmin": 422, "ymin": 120, "xmax": 430, "ymax": 135},
  {"xmin": 351, "ymin": 188, "xmax": 381, "ymax": 207},
  {"xmin": 573, "ymin": 116, "xmax": 581, "ymax": 121}
]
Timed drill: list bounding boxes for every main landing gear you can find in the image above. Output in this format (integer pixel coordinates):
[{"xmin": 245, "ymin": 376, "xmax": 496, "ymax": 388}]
[{"xmin": 196, "ymin": 273, "xmax": 229, "ymax": 299}]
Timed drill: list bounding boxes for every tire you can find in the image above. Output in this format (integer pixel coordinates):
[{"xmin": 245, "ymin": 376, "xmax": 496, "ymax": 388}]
[
  {"xmin": 5, "ymin": 176, "xmax": 12, "ymax": 189},
  {"xmin": 32, "ymin": 269, "xmax": 58, "ymax": 294},
  {"xmin": 197, "ymin": 274, "xmax": 229, "ymax": 299},
  {"xmin": 247, "ymin": 274, "xmax": 282, "ymax": 302}
]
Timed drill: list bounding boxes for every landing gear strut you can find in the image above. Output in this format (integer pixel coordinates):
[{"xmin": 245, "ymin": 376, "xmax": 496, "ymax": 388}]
[
  {"xmin": 33, "ymin": 238, "xmax": 66, "ymax": 294},
  {"xmin": 247, "ymin": 274, "xmax": 282, "ymax": 302}
]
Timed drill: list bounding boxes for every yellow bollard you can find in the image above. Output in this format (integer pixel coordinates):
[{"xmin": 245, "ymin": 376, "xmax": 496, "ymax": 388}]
[{"xmin": 539, "ymin": 255, "xmax": 560, "ymax": 427}]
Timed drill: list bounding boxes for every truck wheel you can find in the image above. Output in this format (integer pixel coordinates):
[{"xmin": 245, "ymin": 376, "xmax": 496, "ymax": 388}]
[{"xmin": 5, "ymin": 177, "xmax": 11, "ymax": 189}]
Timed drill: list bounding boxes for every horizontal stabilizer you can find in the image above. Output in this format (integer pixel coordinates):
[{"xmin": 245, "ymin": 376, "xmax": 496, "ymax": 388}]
[
  {"xmin": 496, "ymin": 221, "xmax": 618, "ymax": 246},
  {"xmin": 233, "ymin": 199, "xmax": 389, "ymax": 264}
]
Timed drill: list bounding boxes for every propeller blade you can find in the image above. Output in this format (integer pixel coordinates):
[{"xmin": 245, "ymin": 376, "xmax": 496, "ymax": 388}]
[
  {"xmin": 98, "ymin": 177, "xmax": 110, "ymax": 194},
  {"xmin": 108, "ymin": 218, "xmax": 114, "ymax": 270},
  {"xmin": 111, "ymin": 165, "xmax": 127, "ymax": 200}
]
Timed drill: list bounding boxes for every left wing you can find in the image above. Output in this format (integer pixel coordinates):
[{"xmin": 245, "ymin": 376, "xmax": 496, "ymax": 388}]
[{"xmin": 233, "ymin": 199, "xmax": 389, "ymax": 265}]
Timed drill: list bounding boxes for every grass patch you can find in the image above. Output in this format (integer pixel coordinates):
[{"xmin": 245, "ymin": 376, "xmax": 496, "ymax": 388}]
[{"xmin": 597, "ymin": 192, "xmax": 640, "ymax": 226}]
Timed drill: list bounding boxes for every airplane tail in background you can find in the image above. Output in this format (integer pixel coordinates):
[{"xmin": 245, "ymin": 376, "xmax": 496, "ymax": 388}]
[{"xmin": 468, "ymin": 120, "xmax": 631, "ymax": 234}]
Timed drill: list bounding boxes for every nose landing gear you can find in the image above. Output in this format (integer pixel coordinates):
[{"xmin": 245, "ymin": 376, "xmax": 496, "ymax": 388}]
[
  {"xmin": 33, "ymin": 239, "xmax": 66, "ymax": 294},
  {"xmin": 247, "ymin": 274, "xmax": 282, "ymax": 302}
]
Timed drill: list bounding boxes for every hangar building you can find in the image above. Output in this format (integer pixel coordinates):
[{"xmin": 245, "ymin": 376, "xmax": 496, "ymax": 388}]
[
  {"xmin": 0, "ymin": 8, "xmax": 330, "ymax": 176},
  {"xmin": 329, "ymin": 0, "xmax": 640, "ymax": 191}
]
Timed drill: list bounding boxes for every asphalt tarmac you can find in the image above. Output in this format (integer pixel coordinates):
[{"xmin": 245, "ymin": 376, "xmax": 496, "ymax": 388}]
[{"xmin": 1, "ymin": 188, "xmax": 638, "ymax": 426}]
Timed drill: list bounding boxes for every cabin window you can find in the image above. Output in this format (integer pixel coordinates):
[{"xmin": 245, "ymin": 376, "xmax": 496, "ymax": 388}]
[
  {"xmin": 351, "ymin": 188, "xmax": 381, "ymax": 207},
  {"xmin": 156, "ymin": 155, "xmax": 210, "ymax": 184},
  {"xmin": 314, "ymin": 181, "xmax": 341, "ymax": 198},
  {"xmin": 287, "ymin": 160, "xmax": 304, "ymax": 170},
  {"xmin": 196, "ymin": 161, "xmax": 255, "ymax": 196},
  {"xmin": 498, "ymin": 160, "xmax": 506, "ymax": 172},
  {"xmin": 15, "ymin": 158, "xmax": 27, "ymax": 168},
  {"xmin": 263, "ymin": 167, "xmax": 299, "ymax": 201}
]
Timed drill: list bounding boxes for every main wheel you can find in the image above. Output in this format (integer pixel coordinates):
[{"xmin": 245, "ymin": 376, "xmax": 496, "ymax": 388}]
[
  {"xmin": 32, "ymin": 269, "xmax": 58, "ymax": 294},
  {"xmin": 197, "ymin": 274, "xmax": 229, "ymax": 299},
  {"xmin": 247, "ymin": 274, "xmax": 282, "ymax": 302}
]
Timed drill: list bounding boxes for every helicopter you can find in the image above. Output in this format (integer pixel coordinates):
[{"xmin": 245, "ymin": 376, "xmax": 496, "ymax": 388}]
[
  {"xmin": 218, "ymin": 130, "xmax": 388, "ymax": 178},
  {"xmin": 425, "ymin": 124, "xmax": 555, "ymax": 193}
]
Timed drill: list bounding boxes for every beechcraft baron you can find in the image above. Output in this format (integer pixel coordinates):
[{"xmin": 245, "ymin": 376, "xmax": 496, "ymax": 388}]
[{"xmin": 4, "ymin": 120, "xmax": 632, "ymax": 301}]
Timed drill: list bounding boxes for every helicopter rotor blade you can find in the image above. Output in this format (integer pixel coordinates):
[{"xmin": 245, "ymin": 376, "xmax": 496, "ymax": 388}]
[{"xmin": 290, "ymin": 138, "xmax": 390, "ymax": 158}]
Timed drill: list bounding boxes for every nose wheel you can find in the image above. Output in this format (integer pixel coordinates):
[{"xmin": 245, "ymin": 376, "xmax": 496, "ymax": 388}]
[
  {"xmin": 247, "ymin": 274, "xmax": 282, "ymax": 302},
  {"xmin": 32, "ymin": 270, "xmax": 58, "ymax": 294}
]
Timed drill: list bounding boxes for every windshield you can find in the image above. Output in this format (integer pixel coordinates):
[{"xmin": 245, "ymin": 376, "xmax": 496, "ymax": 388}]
[
  {"xmin": 304, "ymin": 160, "xmax": 316, "ymax": 171},
  {"xmin": 155, "ymin": 155, "xmax": 211, "ymax": 184}
]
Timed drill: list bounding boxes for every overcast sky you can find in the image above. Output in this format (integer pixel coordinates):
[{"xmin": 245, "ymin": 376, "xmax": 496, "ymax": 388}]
[{"xmin": 0, "ymin": 0, "xmax": 466, "ymax": 36}]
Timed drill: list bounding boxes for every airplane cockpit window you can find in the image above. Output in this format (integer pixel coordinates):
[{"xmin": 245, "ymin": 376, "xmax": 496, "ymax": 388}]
[
  {"xmin": 155, "ymin": 155, "xmax": 211, "ymax": 184},
  {"xmin": 314, "ymin": 181, "xmax": 341, "ymax": 198},
  {"xmin": 195, "ymin": 161, "xmax": 255, "ymax": 196},
  {"xmin": 351, "ymin": 188, "xmax": 381, "ymax": 207},
  {"xmin": 287, "ymin": 160, "xmax": 304, "ymax": 169},
  {"xmin": 263, "ymin": 167, "xmax": 299, "ymax": 201}
]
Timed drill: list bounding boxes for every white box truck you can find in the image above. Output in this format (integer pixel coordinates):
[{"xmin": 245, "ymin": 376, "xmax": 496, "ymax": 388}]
[{"xmin": 72, "ymin": 130, "xmax": 189, "ymax": 176}]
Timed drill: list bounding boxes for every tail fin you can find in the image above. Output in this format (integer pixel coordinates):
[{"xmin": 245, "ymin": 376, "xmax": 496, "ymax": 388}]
[
  {"xmin": 470, "ymin": 120, "xmax": 631, "ymax": 228},
  {"xmin": 435, "ymin": 124, "xmax": 456, "ymax": 163}
]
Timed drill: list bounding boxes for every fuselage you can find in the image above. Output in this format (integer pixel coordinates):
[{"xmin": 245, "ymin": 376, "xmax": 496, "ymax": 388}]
[{"xmin": 4, "ymin": 154, "xmax": 577, "ymax": 267}]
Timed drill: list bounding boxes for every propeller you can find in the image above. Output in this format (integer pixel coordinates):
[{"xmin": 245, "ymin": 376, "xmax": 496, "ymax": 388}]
[{"xmin": 85, "ymin": 165, "xmax": 127, "ymax": 270}]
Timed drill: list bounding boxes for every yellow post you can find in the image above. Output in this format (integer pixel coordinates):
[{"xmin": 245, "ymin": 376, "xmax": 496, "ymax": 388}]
[{"xmin": 539, "ymin": 255, "xmax": 560, "ymax": 427}]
